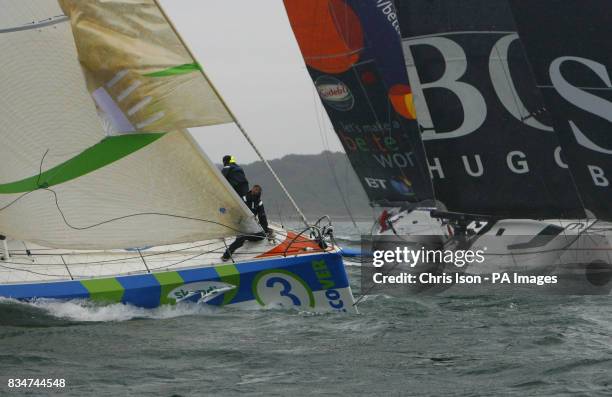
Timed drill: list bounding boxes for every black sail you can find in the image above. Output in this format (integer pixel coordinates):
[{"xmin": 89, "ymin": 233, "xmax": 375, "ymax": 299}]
[
  {"xmin": 510, "ymin": 0, "xmax": 612, "ymax": 220},
  {"xmin": 394, "ymin": 0, "xmax": 585, "ymax": 218},
  {"xmin": 283, "ymin": 0, "xmax": 434, "ymax": 207}
]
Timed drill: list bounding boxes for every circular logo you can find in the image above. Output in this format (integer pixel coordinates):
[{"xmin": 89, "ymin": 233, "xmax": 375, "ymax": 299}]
[
  {"xmin": 252, "ymin": 269, "xmax": 315, "ymax": 309},
  {"xmin": 390, "ymin": 176, "xmax": 414, "ymax": 196},
  {"xmin": 315, "ymin": 76, "xmax": 355, "ymax": 111}
]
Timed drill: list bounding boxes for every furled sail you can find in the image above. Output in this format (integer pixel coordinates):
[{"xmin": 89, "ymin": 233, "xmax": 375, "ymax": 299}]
[
  {"xmin": 509, "ymin": 0, "xmax": 611, "ymax": 220},
  {"xmin": 283, "ymin": 0, "xmax": 434, "ymax": 207},
  {"xmin": 0, "ymin": 0, "xmax": 259, "ymax": 249},
  {"xmin": 394, "ymin": 0, "xmax": 585, "ymax": 219}
]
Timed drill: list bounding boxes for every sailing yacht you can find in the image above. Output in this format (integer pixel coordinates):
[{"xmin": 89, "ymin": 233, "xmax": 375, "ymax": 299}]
[
  {"xmin": 0, "ymin": 0, "xmax": 356, "ymax": 311},
  {"xmin": 283, "ymin": 0, "xmax": 612, "ymax": 292}
]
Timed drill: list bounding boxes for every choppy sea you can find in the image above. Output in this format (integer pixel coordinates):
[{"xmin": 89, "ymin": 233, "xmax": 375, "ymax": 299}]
[{"xmin": 1, "ymin": 222, "xmax": 611, "ymax": 396}]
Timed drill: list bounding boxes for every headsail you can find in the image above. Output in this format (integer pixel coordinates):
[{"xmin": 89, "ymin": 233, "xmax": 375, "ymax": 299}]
[
  {"xmin": 0, "ymin": 0, "xmax": 259, "ymax": 249},
  {"xmin": 509, "ymin": 0, "xmax": 611, "ymax": 220},
  {"xmin": 58, "ymin": 0, "xmax": 232, "ymax": 133},
  {"xmin": 394, "ymin": 0, "xmax": 585, "ymax": 219},
  {"xmin": 283, "ymin": 0, "xmax": 434, "ymax": 207}
]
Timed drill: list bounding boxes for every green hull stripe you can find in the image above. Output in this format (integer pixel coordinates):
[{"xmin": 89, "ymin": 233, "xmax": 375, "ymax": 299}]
[
  {"xmin": 215, "ymin": 264, "xmax": 240, "ymax": 305},
  {"xmin": 81, "ymin": 278, "xmax": 125, "ymax": 303},
  {"xmin": 154, "ymin": 271, "xmax": 184, "ymax": 305},
  {"xmin": 143, "ymin": 63, "xmax": 201, "ymax": 77},
  {"xmin": 0, "ymin": 133, "xmax": 165, "ymax": 194}
]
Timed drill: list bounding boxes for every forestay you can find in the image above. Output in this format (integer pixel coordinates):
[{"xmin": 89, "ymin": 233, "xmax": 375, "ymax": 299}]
[{"xmin": 0, "ymin": 0, "xmax": 259, "ymax": 250}]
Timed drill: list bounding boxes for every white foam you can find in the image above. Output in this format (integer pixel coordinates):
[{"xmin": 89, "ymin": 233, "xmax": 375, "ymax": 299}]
[{"xmin": 27, "ymin": 299, "xmax": 216, "ymax": 322}]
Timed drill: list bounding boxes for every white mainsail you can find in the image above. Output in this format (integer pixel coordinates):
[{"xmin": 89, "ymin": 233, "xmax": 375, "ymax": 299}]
[{"xmin": 0, "ymin": 0, "xmax": 260, "ymax": 250}]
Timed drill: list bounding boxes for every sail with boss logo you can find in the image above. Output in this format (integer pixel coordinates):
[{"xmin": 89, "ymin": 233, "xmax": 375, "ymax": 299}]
[
  {"xmin": 365, "ymin": 0, "xmax": 612, "ymax": 296},
  {"xmin": 394, "ymin": 0, "xmax": 585, "ymax": 219},
  {"xmin": 509, "ymin": 0, "xmax": 612, "ymax": 220}
]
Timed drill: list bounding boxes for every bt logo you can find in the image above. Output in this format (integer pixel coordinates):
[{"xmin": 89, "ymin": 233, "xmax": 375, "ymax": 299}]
[{"xmin": 365, "ymin": 177, "xmax": 388, "ymax": 189}]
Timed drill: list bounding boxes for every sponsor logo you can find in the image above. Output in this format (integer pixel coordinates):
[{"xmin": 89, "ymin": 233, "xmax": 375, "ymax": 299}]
[
  {"xmin": 390, "ymin": 176, "xmax": 414, "ymax": 196},
  {"xmin": 402, "ymin": 31, "xmax": 609, "ymax": 187},
  {"xmin": 169, "ymin": 281, "xmax": 235, "ymax": 303},
  {"xmin": 252, "ymin": 269, "xmax": 315, "ymax": 309},
  {"xmin": 376, "ymin": 0, "xmax": 400, "ymax": 35},
  {"xmin": 315, "ymin": 76, "xmax": 355, "ymax": 111},
  {"xmin": 312, "ymin": 260, "xmax": 346, "ymax": 312},
  {"xmin": 365, "ymin": 177, "xmax": 388, "ymax": 189}
]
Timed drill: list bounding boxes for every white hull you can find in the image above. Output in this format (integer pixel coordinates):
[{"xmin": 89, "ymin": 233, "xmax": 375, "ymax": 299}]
[
  {"xmin": 1, "ymin": 227, "xmax": 284, "ymax": 285},
  {"xmin": 372, "ymin": 208, "xmax": 612, "ymax": 293}
]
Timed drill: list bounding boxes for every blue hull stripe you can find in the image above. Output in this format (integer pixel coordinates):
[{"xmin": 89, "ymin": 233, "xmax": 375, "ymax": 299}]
[
  {"xmin": 176, "ymin": 266, "xmax": 219, "ymax": 283},
  {"xmin": 117, "ymin": 274, "xmax": 161, "ymax": 309},
  {"xmin": 0, "ymin": 280, "xmax": 89, "ymax": 300}
]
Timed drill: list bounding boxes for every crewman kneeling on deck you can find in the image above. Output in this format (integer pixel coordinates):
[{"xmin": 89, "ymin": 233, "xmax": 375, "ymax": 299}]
[
  {"xmin": 222, "ymin": 185, "xmax": 273, "ymax": 261},
  {"xmin": 221, "ymin": 155, "xmax": 249, "ymax": 197}
]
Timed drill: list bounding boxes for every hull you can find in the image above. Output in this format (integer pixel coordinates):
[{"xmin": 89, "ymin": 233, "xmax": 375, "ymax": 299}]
[
  {"xmin": 371, "ymin": 212, "xmax": 612, "ymax": 294},
  {"xmin": 374, "ymin": 207, "xmax": 448, "ymax": 236},
  {"xmin": 0, "ymin": 252, "xmax": 356, "ymax": 313}
]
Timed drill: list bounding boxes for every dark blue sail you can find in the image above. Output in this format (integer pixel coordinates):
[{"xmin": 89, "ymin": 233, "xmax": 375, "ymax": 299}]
[
  {"xmin": 394, "ymin": 0, "xmax": 585, "ymax": 219},
  {"xmin": 283, "ymin": 0, "xmax": 434, "ymax": 207},
  {"xmin": 510, "ymin": 0, "xmax": 612, "ymax": 220}
]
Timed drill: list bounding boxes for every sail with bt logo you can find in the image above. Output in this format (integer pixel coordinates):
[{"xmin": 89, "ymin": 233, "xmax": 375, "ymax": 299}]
[{"xmin": 283, "ymin": 0, "xmax": 435, "ymax": 208}]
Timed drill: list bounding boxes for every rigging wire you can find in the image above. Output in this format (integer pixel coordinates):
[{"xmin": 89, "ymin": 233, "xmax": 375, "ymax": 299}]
[
  {"xmin": 0, "ymin": 149, "xmax": 338, "ymax": 277},
  {"xmin": 153, "ymin": 0, "xmax": 309, "ymax": 229},
  {"xmin": 311, "ymin": 85, "xmax": 359, "ymax": 229},
  {"xmin": 0, "ymin": 149, "xmax": 329, "ymax": 262},
  {"xmin": 0, "ymin": 222, "xmax": 337, "ymax": 279}
]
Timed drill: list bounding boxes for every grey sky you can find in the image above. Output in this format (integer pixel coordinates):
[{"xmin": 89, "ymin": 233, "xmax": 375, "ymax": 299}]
[{"xmin": 160, "ymin": 0, "xmax": 343, "ymax": 164}]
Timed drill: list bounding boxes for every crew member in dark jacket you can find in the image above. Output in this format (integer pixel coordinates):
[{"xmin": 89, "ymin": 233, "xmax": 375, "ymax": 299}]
[
  {"xmin": 222, "ymin": 185, "xmax": 271, "ymax": 261},
  {"xmin": 221, "ymin": 155, "xmax": 249, "ymax": 197}
]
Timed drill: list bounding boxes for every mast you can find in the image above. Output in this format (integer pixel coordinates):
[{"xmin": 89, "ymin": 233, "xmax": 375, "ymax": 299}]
[{"xmin": 154, "ymin": 0, "xmax": 310, "ymax": 228}]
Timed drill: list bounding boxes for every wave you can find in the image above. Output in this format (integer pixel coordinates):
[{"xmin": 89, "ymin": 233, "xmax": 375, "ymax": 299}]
[{"xmin": 0, "ymin": 297, "xmax": 216, "ymax": 324}]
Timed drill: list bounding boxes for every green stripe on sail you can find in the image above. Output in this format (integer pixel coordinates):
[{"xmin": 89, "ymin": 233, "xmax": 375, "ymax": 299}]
[
  {"xmin": 143, "ymin": 63, "xmax": 202, "ymax": 77},
  {"xmin": 0, "ymin": 133, "xmax": 165, "ymax": 194}
]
